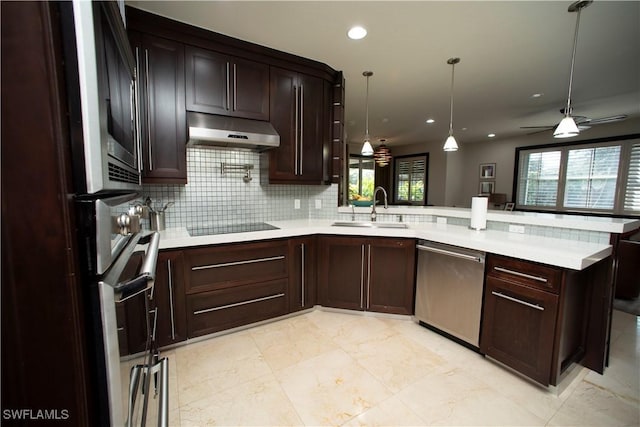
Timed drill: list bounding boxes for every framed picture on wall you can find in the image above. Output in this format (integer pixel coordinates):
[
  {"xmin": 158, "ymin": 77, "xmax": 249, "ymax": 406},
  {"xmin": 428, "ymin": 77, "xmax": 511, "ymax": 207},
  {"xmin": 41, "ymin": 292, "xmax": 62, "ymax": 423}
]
[
  {"xmin": 479, "ymin": 181, "xmax": 495, "ymax": 195},
  {"xmin": 480, "ymin": 163, "xmax": 496, "ymax": 179}
]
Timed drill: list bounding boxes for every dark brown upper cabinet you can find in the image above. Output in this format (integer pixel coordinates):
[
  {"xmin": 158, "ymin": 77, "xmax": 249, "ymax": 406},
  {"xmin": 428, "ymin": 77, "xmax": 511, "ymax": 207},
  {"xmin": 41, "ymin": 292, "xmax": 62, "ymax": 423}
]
[
  {"xmin": 185, "ymin": 46, "xmax": 269, "ymax": 121},
  {"xmin": 129, "ymin": 30, "xmax": 187, "ymax": 184},
  {"xmin": 268, "ymin": 67, "xmax": 330, "ymax": 184}
]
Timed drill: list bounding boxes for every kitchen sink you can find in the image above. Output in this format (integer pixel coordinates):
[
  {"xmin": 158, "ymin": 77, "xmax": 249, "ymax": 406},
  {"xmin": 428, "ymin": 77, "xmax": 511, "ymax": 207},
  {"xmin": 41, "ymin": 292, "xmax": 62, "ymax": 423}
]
[{"xmin": 331, "ymin": 221, "xmax": 408, "ymax": 229}]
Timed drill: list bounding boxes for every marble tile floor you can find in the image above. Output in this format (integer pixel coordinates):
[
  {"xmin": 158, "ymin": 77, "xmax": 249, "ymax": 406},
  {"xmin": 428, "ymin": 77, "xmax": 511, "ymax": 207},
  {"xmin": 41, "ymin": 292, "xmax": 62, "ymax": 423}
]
[{"xmin": 157, "ymin": 309, "xmax": 639, "ymax": 426}]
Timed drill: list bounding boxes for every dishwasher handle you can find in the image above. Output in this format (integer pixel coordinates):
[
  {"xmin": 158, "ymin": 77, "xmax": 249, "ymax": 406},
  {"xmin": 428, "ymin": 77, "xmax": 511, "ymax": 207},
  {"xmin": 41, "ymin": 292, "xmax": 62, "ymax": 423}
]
[{"xmin": 417, "ymin": 243, "xmax": 485, "ymax": 263}]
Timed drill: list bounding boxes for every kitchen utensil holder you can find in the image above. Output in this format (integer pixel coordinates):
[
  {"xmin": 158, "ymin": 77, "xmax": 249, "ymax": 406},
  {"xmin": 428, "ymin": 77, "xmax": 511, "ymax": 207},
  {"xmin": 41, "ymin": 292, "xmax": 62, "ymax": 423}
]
[{"xmin": 150, "ymin": 211, "xmax": 165, "ymax": 231}]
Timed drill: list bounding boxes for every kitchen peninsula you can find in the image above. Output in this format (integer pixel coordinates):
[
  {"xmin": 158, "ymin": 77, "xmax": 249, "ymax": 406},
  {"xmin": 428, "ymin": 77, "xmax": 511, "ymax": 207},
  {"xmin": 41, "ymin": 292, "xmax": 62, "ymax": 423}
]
[{"xmin": 138, "ymin": 207, "xmax": 638, "ymax": 388}]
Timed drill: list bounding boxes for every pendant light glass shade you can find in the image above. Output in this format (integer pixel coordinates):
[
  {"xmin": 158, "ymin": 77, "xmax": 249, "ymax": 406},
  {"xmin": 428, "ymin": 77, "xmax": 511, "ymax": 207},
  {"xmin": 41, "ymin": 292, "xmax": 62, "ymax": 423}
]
[
  {"xmin": 554, "ymin": 0, "xmax": 592, "ymax": 139},
  {"xmin": 361, "ymin": 140, "xmax": 374, "ymax": 156},
  {"xmin": 553, "ymin": 116, "xmax": 580, "ymax": 138},
  {"xmin": 443, "ymin": 58, "xmax": 460, "ymax": 152},
  {"xmin": 361, "ymin": 71, "xmax": 374, "ymax": 156},
  {"xmin": 443, "ymin": 135, "xmax": 459, "ymax": 151}
]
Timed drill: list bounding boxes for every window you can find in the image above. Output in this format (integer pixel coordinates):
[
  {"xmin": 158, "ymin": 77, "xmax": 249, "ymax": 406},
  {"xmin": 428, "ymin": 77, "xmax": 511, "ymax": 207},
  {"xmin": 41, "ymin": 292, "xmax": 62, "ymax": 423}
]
[
  {"xmin": 394, "ymin": 154, "xmax": 428, "ymax": 205},
  {"xmin": 515, "ymin": 137, "xmax": 640, "ymax": 216},
  {"xmin": 348, "ymin": 155, "xmax": 375, "ymax": 200},
  {"xmin": 517, "ymin": 150, "xmax": 561, "ymax": 207}
]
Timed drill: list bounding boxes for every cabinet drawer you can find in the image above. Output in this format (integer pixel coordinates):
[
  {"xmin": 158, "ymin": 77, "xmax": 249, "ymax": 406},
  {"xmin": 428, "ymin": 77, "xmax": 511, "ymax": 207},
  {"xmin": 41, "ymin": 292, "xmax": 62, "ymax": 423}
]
[
  {"xmin": 487, "ymin": 254, "xmax": 562, "ymax": 294},
  {"xmin": 186, "ymin": 278, "xmax": 287, "ymax": 337},
  {"xmin": 481, "ymin": 276, "xmax": 559, "ymax": 385},
  {"xmin": 184, "ymin": 241, "xmax": 288, "ymax": 294}
]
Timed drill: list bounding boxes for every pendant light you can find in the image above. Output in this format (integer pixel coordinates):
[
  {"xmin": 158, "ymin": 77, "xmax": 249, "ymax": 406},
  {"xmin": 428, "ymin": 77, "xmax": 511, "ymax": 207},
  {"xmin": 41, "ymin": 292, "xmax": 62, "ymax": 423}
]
[
  {"xmin": 443, "ymin": 58, "xmax": 460, "ymax": 152},
  {"xmin": 554, "ymin": 0, "xmax": 592, "ymax": 138},
  {"xmin": 374, "ymin": 143, "xmax": 392, "ymax": 167},
  {"xmin": 361, "ymin": 71, "xmax": 374, "ymax": 156}
]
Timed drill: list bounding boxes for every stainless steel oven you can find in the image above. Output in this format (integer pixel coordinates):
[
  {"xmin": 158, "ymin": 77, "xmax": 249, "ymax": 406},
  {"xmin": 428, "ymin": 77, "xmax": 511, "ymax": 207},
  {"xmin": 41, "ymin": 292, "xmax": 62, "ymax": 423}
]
[{"xmin": 77, "ymin": 193, "xmax": 167, "ymax": 426}]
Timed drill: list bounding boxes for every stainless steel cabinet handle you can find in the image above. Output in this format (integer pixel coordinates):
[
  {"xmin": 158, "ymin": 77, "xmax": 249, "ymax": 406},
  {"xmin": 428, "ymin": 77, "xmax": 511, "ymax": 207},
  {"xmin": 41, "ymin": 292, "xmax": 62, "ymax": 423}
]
[
  {"xmin": 366, "ymin": 244, "xmax": 371, "ymax": 309},
  {"xmin": 226, "ymin": 62, "xmax": 231, "ymax": 110},
  {"xmin": 360, "ymin": 244, "xmax": 365, "ymax": 309},
  {"xmin": 294, "ymin": 85, "xmax": 299, "ymax": 175},
  {"xmin": 144, "ymin": 49, "xmax": 153, "ymax": 171},
  {"xmin": 299, "ymin": 84, "xmax": 304, "ymax": 175},
  {"xmin": 167, "ymin": 259, "xmax": 176, "ymax": 340},
  {"xmin": 491, "ymin": 291, "xmax": 544, "ymax": 311},
  {"xmin": 133, "ymin": 48, "xmax": 143, "ymax": 176},
  {"xmin": 494, "ymin": 266, "xmax": 548, "ymax": 283},
  {"xmin": 150, "ymin": 306, "xmax": 159, "ymax": 341},
  {"xmin": 191, "ymin": 255, "xmax": 285, "ymax": 271},
  {"xmin": 194, "ymin": 293, "xmax": 285, "ymax": 315},
  {"xmin": 301, "ymin": 243, "xmax": 305, "ymax": 307},
  {"xmin": 233, "ymin": 63, "xmax": 237, "ymax": 111}
]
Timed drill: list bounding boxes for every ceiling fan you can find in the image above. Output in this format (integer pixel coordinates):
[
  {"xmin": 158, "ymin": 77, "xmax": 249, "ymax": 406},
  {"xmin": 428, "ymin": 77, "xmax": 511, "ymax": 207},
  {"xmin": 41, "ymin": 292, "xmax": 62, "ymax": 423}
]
[{"xmin": 521, "ymin": 108, "xmax": 627, "ymax": 135}]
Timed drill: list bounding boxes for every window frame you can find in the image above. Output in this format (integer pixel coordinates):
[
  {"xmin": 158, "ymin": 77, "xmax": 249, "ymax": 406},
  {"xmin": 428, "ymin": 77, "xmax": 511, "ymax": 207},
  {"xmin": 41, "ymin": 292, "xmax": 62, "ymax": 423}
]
[
  {"xmin": 513, "ymin": 133, "xmax": 640, "ymax": 217},
  {"xmin": 392, "ymin": 153, "xmax": 429, "ymax": 206}
]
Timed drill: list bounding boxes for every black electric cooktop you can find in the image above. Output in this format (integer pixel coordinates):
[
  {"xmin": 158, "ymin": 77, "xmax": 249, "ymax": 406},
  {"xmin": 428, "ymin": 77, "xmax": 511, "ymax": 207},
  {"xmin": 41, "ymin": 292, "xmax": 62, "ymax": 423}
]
[{"xmin": 187, "ymin": 222, "xmax": 279, "ymax": 237}]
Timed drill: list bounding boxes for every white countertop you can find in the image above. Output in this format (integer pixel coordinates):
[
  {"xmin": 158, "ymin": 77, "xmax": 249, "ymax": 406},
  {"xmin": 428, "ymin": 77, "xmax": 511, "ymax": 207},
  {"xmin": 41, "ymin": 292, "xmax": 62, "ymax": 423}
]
[
  {"xmin": 338, "ymin": 206, "xmax": 640, "ymax": 234},
  {"xmin": 156, "ymin": 219, "xmax": 613, "ymax": 271}
]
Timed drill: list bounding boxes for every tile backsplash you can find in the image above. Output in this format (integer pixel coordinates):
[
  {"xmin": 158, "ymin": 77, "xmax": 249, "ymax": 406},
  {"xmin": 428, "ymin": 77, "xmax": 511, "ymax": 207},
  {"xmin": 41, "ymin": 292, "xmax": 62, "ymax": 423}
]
[
  {"xmin": 140, "ymin": 147, "xmax": 611, "ymax": 245},
  {"xmin": 141, "ymin": 147, "xmax": 338, "ymax": 229}
]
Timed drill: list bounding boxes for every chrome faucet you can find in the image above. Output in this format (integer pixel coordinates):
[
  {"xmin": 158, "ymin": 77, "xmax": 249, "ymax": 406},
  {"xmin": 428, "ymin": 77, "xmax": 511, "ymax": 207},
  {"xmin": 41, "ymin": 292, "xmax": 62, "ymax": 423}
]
[{"xmin": 371, "ymin": 186, "xmax": 388, "ymax": 222}]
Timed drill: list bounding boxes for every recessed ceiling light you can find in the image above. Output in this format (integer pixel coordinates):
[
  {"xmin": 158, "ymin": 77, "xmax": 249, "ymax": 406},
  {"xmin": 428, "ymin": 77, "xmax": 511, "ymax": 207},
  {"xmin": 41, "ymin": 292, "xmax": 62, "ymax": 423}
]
[
  {"xmin": 426, "ymin": 119, "xmax": 435, "ymax": 124},
  {"xmin": 347, "ymin": 26, "xmax": 367, "ymax": 40},
  {"xmin": 531, "ymin": 93, "xmax": 544, "ymax": 98},
  {"xmin": 488, "ymin": 133, "xmax": 496, "ymax": 138}
]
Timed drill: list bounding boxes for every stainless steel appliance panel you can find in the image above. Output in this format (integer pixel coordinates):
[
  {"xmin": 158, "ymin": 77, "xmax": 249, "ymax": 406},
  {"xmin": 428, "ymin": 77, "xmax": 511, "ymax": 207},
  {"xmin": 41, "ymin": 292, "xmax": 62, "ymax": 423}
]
[
  {"xmin": 415, "ymin": 241, "xmax": 486, "ymax": 348},
  {"xmin": 71, "ymin": 0, "xmax": 141, "ymax": 194}
]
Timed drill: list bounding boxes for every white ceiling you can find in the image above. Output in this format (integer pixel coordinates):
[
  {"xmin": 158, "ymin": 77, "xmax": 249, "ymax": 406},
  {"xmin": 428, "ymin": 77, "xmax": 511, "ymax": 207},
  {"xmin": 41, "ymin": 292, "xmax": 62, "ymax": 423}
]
[{"xmin": 127, "ymin": 1, "xmax": 640, "ymax": 148}]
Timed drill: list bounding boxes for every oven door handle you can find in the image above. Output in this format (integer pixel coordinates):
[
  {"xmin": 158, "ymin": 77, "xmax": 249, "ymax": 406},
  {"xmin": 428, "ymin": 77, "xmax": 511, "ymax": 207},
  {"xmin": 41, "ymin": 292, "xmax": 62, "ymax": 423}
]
[{"xmin": 114, "ymin": 232, "xmax": 160, "ymax": 301}]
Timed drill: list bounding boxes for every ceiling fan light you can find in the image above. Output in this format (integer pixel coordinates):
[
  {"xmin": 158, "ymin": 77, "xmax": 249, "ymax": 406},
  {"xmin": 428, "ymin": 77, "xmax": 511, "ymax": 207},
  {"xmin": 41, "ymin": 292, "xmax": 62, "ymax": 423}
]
[
  {"xmin": 361, "ymin": 140, "xmax": 374, "ymax": 156},
  {"xmin": 553, "ymin": 116, "xmax": 580, "ymax": 138},
  {"xmin": 443, "ymin": 135, "xmax": 459, "ymax": 151}
]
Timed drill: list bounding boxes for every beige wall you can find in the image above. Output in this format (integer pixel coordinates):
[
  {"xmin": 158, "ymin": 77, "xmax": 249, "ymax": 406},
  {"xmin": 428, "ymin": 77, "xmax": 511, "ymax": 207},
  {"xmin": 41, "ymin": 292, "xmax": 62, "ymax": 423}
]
[{"xmin": 346, "ymin": 117, "xmax": 639, "ymax": 208}]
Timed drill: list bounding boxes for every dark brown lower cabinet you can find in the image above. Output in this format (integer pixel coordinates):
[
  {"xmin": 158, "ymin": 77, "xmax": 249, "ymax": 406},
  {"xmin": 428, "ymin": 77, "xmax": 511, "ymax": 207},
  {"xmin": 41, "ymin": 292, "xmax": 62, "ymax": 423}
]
[
  {"xmin": 116, "ymin": 251, "xmax": 187, "ymax": 354},
  {"xmin": 155, "ymin": 251, "xmax": 187, "ymax": 347},
  {"xmin": 183, "ymin": 240, "xmax": 289, "ymax": 338},
  {"xmin": 186, "ymin": 279, "xmax": 288, "ymax": 338},
  {"xmin": 318, "ymin": 236, "xmax": 415, "ymax": 315},
  {"xmin": 480, "ymin": 254, "xmax": 606, "ymax": 387},
  {"xmin": 289, "ymin": 236, "xmax": 317, "ymax": 312},
  {"xmin": 481, "ymin": 275, "xmax": 559, "ymax": 385}
]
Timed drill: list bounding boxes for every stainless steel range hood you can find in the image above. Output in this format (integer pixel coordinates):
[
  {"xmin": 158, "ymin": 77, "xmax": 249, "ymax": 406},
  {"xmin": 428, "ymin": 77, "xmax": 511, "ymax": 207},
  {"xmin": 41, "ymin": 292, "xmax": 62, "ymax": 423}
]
[{"xmin": 187, "ymin": 112, "xmax": 280, "ymax": 151}]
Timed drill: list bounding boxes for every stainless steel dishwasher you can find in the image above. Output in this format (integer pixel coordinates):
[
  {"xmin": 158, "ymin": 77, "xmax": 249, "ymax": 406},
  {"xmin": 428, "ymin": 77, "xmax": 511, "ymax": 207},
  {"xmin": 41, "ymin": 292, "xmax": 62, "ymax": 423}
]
[{"xmin": 415, "ymin": 240, "xmax": 486, "ymax": 349}]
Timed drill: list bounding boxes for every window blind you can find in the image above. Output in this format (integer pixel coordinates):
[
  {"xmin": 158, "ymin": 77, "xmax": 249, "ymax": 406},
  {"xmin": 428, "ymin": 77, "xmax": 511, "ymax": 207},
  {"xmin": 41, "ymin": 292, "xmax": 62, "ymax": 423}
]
[
  {"xmin": 624, "ymin": 143, "xmax": 640, "ymax": 212},
  {"xmin": 395, "ymin": 156, "xmax": 427, "ymax": 204},
  {"xmin": 564, "ymin": 146, "xmax": 621, "ymax": 209},
  {"xmin": 517, "ymin": 150, "xmax": 561, "ymax": 207}
]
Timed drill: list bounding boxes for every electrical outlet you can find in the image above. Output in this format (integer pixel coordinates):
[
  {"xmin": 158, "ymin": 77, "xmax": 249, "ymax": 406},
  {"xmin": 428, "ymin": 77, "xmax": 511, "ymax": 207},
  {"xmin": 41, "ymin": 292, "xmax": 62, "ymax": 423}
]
[
  {"xmin": 509, "ymin": 224, "xmax": 526, "ymax": 234},
  {"xmin": 294, "ymin": 199, "xmax": 301, "ymax": 209},
  {"xmin": 315, "ymin": 199, "xmax": 322, "ymax": 209},
  {"xmin": 436, "ymin": 217, "xmax": 447, "ymax": 225}
]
